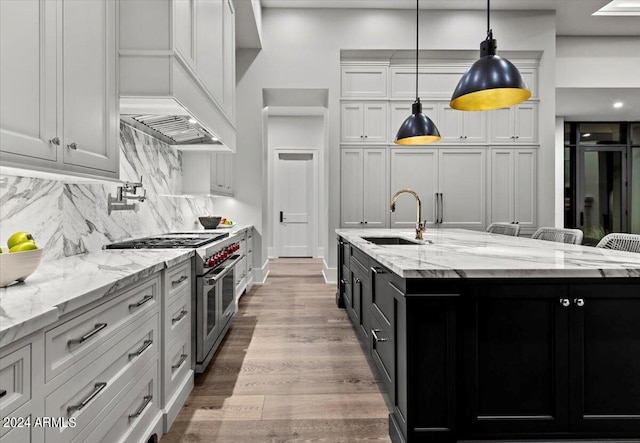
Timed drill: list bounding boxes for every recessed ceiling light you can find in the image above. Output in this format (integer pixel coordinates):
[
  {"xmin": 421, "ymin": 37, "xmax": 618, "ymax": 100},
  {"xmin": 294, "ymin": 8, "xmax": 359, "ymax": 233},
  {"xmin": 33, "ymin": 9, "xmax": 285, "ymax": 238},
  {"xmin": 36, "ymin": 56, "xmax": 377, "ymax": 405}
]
[
  {"xmin": 613, "ymin": 102, "xmax": 624, "ymax": 108},
  {"xmin": 593, "ymin": 0, "xmax": 640, "ymax": 15},
  {"xmin": 188, "ymin": 118, "xmax": 197, "ymax": 124}
]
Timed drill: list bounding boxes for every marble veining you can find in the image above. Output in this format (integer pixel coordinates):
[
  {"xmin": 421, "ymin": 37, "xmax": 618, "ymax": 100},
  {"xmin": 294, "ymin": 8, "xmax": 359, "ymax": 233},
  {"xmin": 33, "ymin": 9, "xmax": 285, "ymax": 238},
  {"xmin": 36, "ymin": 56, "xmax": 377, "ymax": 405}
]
[
  {"xmin": 0, "ymin": 123, "xmax": 225, "ymax": 260},
  {"xmin": 336, "ymin": 228, "xmax": 640, "ymax": 279},
  {"xmin": 0, "ymin": 249, "xmax": 194, "ymax": 348}
]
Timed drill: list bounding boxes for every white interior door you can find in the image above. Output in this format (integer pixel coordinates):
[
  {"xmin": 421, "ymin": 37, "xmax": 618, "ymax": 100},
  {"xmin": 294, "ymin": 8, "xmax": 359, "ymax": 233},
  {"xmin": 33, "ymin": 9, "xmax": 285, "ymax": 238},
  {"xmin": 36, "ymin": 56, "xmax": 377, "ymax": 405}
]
[{"xmin": 274, "ymin": 151, "xmax": 316, "ymax": 257}]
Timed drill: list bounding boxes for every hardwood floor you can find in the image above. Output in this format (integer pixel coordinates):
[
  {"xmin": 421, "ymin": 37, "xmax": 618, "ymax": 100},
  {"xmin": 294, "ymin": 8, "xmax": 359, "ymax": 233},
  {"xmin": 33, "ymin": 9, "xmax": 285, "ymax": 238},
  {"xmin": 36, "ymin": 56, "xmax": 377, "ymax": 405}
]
[{"xmin": 162, "ymin": 258, "xmax": 391, "ymax": 442}]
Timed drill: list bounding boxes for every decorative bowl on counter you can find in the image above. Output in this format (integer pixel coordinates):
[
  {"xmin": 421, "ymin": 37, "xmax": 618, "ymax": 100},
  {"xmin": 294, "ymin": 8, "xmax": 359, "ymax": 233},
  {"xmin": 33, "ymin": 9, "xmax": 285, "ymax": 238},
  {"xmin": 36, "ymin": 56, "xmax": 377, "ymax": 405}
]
[
  {"xmin": 0, "ymin": 247, "xmax": 44, "ymax": 288},
  {"xmin": 199, "ymin": 216, "xmax": 222, "ymax": 229}
]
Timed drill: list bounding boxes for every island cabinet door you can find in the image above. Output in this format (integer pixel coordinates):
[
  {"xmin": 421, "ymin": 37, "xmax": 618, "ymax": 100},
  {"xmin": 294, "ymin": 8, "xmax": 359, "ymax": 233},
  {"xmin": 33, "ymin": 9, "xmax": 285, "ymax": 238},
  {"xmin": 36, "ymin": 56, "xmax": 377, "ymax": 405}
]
[
  {"xmin": 350, "ymin": 253, "xmax": 372, "ymax": 345},
  {"xmin": 459, "ymin": 283, "xmax": 570, "ymax": 437},
  {"xmin": 568, "ymin": 283, "xmax": 640, "ymax": 434}
]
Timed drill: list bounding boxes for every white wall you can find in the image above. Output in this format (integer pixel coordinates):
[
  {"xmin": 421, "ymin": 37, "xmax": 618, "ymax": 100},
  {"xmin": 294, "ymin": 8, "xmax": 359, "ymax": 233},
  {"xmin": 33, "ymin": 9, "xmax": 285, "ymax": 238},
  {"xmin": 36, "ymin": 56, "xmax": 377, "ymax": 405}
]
[
  {"xmin": 226, "ymin": 8, "xmax": 556, "ymax": 270},
  {"xmin": 556, "ymin": 37, "xmax": 640, "ymax": 88}
]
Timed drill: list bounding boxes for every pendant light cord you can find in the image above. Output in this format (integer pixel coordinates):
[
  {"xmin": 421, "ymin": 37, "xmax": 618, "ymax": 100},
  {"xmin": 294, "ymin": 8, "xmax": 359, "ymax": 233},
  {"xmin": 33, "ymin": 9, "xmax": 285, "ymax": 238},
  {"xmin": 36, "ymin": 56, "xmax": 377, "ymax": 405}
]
[
  {"xmin": 415, "ymin": 0, "xmax": 419, "ymax": 101},
  {"xmin": 486, "ymin": 0, "xmax": 492, "ymax": 40}
]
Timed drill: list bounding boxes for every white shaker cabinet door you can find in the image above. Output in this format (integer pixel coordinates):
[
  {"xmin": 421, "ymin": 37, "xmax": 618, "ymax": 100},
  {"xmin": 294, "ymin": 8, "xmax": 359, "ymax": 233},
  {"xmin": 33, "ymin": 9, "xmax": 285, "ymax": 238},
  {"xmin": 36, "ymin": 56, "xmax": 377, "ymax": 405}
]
[
  {"xmin": 196, "ymin": 0, "xmax": 224, "ymax": 106},
  {"xmin": 363, "ymin": 103, "xmax": 388, "ymax": 144},
  {"xmin": 463, "ymin": 110, "xmax": 487, "ymax": 143},
  {"xmin": 174, "ymin": 0, "xmax": 196, "ymax": 70},
  {"xmin": 341, "ymin": 103, "xmax": 365, "ymax": 143},
  {"xmin": 514, "ymin": 103, "xmax": 538, "ymax": 144},
  {"xmin": 437, "ymin": 103, "xmax": 464, "ymax": 142},
  {"xmin": 340, "ymin": 149, "xmax": 364, "ymax": 228},
  {"xmin": 390, "ymin": 149, "xmax": 438, "ymax": 228},
  {"xmin": 513, "ymin": 148, "xmax": 537, "ymax": 229},
  {"xmin": 0, "ymin": 0, "xmax": 57, "ymax": 161},
  {"xmin": 222, "ymin": 0, "xmax": 236, "ymax": 119},
  {"xmin": 362, "ymin": 148, "xmax": 388, "ymax": 228},
  {"xmin": 490, "ymin": 149, "xmax": 515, "ymax": 223},
  {"xmin": 438, "ymin": 149, "xmax": 486, "ymax": 229},
  {"xmin": 489, "ymin": 107, "xmax": 515, "ymax": 143},
  {"xmin": 62, "ymin": 0, "xmax": 118, "ymax": 173}
]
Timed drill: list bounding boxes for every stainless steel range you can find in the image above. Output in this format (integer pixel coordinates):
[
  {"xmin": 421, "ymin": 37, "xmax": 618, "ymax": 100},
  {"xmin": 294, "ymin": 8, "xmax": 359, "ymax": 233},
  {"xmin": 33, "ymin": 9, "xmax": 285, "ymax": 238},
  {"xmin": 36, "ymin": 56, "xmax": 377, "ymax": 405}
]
[{"xmin": 106, "ymin": 231, "xmax": 243, "ymax": 372}]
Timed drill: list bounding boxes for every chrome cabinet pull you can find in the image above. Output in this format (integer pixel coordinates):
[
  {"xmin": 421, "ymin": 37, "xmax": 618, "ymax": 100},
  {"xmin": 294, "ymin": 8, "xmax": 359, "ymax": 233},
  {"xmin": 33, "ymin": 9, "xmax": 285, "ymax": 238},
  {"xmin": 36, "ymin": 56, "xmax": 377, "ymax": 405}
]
[
  {"xmin": 129, "ymin": 295, "xmax": 153, "ymax": 310},
  {"xmin": 0, "ymin": 389, "xmax": 6, "ymax": 398},
  {"xmin": 67, "ymin": 323, "xmax": 107, "ymax": 346},
  {"xmin": 128, "ymin": 340, "xmax": 152, "ymax": 359},
  {"xmin": 172, "ymin": 310, "xmax": 188, "ymax": 324},
  {"xmin": 67, "ymin": 382, "xmax": 107, "ymax": 415},
  {"xmin": 49, "ymin": 137, "xmax": 60, "ymax": 146},
  {"xmin": 371, "ymin": 329, "xmax": 389, "ymax": 342},
  {"xmin": 574, "ymin": 298, "xmax": 585, "ymax": 307},
  {"xmin": 559, "ymin": 298, "xmax": 571, "ymax": 307},
  {"xmin": 172, "ymin": 354, "xmax": 188, "ymax": 371},
  {"xmin": 67, "ymin": 142, "xmax": 78, "ymax": 150},
  {"xmin": 171, "ymin": 275, "xmax": 188, "ymax": 285},
  {"xmin": 128, "ymin": 395, "xmax": 152, "ymax": 420},
  {"xmin": 439, "ymin": 193, "xmax": 444, "ymax": 223},
  {"xmin": 371, "ymin": 267, "xmax": 384, "ymax": 274},
  {"xmin": 354, "ymin": 277, "xmax": 361, "ymax": 285}
]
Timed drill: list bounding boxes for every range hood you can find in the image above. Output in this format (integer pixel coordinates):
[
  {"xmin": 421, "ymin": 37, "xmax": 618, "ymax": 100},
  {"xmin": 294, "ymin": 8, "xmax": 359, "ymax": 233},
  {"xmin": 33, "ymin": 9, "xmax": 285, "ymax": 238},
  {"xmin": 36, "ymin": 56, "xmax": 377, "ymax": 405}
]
[{"xmin": 119, "ymin": 98, "xmax": 234, "ymax": 152}]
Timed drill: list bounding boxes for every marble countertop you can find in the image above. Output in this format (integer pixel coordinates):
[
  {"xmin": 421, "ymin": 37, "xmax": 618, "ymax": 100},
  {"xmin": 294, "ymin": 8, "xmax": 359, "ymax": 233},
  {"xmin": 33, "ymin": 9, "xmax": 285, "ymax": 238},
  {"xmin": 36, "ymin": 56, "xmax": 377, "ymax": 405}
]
[
  {"xmin": 0, "ymin": 249, "xmax": 194, "ymax": 348},
  {"xmin": 336, "ymin": 228, "xmax": 640, "ymax": 279}
]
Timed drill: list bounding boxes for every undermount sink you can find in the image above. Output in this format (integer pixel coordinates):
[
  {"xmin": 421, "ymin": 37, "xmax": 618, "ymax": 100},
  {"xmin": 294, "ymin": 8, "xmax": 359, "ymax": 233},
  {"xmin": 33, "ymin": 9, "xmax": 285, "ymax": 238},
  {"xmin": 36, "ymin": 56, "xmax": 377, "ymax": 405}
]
[{"xmin": 362, "ymin": 236, "xmax": 426, "ymax": 245}]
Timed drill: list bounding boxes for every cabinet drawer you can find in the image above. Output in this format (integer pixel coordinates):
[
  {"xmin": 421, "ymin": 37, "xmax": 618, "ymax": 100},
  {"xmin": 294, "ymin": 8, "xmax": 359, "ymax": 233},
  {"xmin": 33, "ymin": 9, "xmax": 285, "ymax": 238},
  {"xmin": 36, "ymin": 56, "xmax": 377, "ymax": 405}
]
[
  {"xmin": 167, "ymin": 260, "xmax": 191, "ymax": 301},
  {"xmin": 370, "ymin": 312, "xmax": 394, "ymax": 398},
  {"xmin": 166, "ymin": 288, "xmax": 191, "ymax": 345},
  {"xmin": 164, "ymin": 329, "xmax": 191, "ymax": 406},
  {"xmin": 0, "ymin": 344, "xmax": 31, "ymax": 418},
  {"xmin": 45, "ymin": 313, "xmax": 158, "ymax": 442},
  {"xmin": 372, "ymin": 265, "xmax": 394, "ymax": 327},
  {"xmin": 77, "ymin": 361, "xmax": 159, "ymax": 443},
  {"xmin": 0, "ymin": 414, "xmax": 32, "ymax": 442},
  {"xmin": 45, "ymin": 275, "xmax": 160, "ymax": 383},
  {"xmin": 351, "ymin": 247, "xmax": 369, "ymax": 270}
]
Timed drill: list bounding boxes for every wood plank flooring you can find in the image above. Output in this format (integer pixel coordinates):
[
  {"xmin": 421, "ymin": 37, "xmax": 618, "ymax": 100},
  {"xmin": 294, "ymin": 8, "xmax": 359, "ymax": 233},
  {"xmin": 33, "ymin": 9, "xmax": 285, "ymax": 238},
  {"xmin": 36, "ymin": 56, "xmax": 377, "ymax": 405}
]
[{"xmin": 162, "ymin": 258, "xmax": 391, "ymax": 442}]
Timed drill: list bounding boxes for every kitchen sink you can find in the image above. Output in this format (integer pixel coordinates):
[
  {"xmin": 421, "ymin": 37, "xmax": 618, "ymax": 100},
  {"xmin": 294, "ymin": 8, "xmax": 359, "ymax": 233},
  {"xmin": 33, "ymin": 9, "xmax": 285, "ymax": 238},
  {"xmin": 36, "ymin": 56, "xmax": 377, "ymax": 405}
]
[{"xmin": 362, "ymin": 236, "xmax": 426, "ymax": 245}]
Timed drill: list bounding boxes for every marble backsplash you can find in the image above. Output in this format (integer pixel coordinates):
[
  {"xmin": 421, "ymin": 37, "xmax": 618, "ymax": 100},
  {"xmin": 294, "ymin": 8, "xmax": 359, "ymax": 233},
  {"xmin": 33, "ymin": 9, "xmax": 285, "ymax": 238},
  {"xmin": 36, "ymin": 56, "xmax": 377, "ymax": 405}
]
[{"xmin": 0, "ymin": 123, "xmax": 223, "ymax": 260}]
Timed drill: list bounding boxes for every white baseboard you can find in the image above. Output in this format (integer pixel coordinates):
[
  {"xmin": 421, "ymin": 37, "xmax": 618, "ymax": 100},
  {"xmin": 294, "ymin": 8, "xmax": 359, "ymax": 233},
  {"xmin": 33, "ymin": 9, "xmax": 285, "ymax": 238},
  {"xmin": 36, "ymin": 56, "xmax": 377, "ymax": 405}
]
[
  {"xmin": 254, "ymin": 259, "xmax": 270, "ymax": 283},
  {"xmin": 322, "ymin": 258, "xmax": 337, "ymax": 284},
  {"xmin": 317, "ymin": 246, "xmax": 325, "ymax": 259}
]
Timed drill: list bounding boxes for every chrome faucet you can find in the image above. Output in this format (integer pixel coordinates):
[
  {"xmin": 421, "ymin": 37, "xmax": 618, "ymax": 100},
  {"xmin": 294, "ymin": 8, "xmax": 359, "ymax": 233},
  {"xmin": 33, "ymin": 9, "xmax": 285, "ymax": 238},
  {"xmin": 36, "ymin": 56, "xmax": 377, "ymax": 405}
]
[{"xmin": 390, "ymin": 189, "xmax": 425, "ymax": 240}]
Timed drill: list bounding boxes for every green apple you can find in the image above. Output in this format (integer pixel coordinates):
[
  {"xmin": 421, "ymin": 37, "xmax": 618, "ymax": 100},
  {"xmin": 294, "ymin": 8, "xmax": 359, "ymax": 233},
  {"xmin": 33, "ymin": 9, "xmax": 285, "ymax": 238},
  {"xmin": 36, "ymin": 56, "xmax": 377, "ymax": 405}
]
[
  {"xmin": 9, "ymin": 240, "xmax": 37, "ymax": 253},
  {"xmin": 7, "ymin": 231, "xmax": 34, "ymax": 249}
]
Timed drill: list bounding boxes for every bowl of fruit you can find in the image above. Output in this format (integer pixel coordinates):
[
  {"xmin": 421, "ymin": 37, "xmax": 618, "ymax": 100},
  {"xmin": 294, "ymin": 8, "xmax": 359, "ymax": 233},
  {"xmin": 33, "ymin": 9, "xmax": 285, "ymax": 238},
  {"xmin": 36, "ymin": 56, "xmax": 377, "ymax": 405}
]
[{"xmin": 0, "ymin": 231, "xmax": 44, "ymax": 288}]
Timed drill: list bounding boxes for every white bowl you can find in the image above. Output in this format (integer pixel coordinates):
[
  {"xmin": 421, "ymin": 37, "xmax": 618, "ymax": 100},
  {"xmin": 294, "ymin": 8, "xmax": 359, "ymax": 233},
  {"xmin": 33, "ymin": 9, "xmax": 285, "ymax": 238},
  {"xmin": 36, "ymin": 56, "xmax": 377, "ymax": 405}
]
[{"xmin": 0, "ymin": 247, "xmax": 44, "ymax": 288}]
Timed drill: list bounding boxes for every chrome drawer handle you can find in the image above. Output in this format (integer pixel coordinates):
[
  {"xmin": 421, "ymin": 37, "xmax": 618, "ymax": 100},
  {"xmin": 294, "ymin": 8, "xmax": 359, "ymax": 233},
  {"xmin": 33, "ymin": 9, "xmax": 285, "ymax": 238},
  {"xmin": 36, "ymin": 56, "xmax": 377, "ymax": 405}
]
[
  {"xmin": 129, "ymin": 295, "xmax": 153, "ymax": 310},
  {"xmin": 559, "ymin": 298, "xmax": 571, "ymax": 307},
  {"xmin": 172, "ymin": 310, "xmax": 188, "ymax": 325},
  {"xmin": 49, "ymin": 137, "xmax": 60, "ymax": 146},
  {"xmin": 128, "ymin": 395, "xmax": 152, "ymax": 420},
  {"xmin": 574, "ymin": 298, "xmax": 585, "ymax": 307},
  {"xmin": 371, "ymin": 267, "xmax": 385, "ymax": 274},
  {"xmin": 67, "ymin": 142, "xmax": 78, "ymax": 150},
  {"xmin": 67, "ymin": 323, "xmax": 107, "ymax": 346},
  {"xmin": 371, "ymin": 329, "xmax": 388, "ymax": 342},
  {"xmin": 226, "ymin": 311, "xmax": 233, "ymax": 319},
  {"xmin": 128, "ymin": 340, "xmax": 153, "ymax": 360},
  {"xmin": 171, "ymin": 275, "xmax": 188, "ymax": 286},
  {"xmin": 0, "ymin": 389, "xmax": 6, "ymax": 398},
  {"xmin": 67, "ymin": 382, "xmax": 107, "ymax": 415},
  {"xmin": 172, "ymin": 354, "xmax": 188, "ymax": 371}
]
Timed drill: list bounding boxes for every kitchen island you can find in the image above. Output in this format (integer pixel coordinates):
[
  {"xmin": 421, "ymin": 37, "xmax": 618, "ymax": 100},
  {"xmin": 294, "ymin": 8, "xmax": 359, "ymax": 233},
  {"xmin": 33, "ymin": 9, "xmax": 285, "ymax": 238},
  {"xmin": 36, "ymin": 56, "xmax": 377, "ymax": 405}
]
[{"xmin": 336, "ymin": 229, "xmax": 640, "ymax": 443}]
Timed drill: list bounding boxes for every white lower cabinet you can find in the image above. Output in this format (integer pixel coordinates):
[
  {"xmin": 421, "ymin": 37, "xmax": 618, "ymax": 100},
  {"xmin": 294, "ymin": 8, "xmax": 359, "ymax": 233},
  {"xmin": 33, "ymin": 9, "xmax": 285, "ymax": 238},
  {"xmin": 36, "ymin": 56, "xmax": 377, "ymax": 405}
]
[
  {"xmin": 490, "ymin": 148, "xmax": 538, "ymax": 234},
  {"xmin": 0, "ymin": 257, "xmax": 195, "ymax": 443},
  {"xmin": 388, "ymin": 148, "xmax": 486, "ymax": 230},
  {"xmin": 341, "ymin": 148, "xmax": 388, "ymax": 228}
]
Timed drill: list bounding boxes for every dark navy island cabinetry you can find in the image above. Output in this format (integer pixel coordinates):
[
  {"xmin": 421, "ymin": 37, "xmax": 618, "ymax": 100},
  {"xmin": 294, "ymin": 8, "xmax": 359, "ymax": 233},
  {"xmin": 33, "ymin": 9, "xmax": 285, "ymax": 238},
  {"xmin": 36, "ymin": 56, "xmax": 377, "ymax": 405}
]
[{"xmin": 336, "ymin": 230, "xmax": 640, "ymax": 443}]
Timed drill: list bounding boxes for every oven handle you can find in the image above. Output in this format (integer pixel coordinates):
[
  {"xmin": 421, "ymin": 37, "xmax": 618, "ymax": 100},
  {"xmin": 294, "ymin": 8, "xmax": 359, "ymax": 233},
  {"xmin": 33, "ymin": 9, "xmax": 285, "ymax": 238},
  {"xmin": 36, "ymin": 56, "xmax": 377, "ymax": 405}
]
[{"xmin": 204, "ymin": 254, "xmax": 243, "ymax": 285}]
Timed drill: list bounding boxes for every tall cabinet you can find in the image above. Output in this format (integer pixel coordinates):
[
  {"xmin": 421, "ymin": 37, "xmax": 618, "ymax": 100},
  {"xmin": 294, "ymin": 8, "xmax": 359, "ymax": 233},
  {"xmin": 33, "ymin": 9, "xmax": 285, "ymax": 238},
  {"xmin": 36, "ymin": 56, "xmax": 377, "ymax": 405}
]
[
  {"xmin": 0, "ymin": 0, "xmax": 118, "ymax": 179},
  {"xmin": 340, "ymin": 60, "xmax": 540, "ymax": 232}
]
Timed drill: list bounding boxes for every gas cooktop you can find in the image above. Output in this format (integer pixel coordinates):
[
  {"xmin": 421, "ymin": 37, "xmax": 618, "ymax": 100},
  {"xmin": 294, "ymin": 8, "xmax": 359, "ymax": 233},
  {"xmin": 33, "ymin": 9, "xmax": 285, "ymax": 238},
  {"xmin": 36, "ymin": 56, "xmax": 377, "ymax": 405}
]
[{"xmin": 105, "ymin": 232, "xmax": 229, "ymax": 249}]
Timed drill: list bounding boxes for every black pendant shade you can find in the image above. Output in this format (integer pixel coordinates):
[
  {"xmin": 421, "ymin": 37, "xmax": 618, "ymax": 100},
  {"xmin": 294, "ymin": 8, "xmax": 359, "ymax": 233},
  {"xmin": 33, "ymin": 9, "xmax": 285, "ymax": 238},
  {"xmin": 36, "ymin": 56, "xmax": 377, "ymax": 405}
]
[
  {"xmin": 450, "ymin": 35, "xmax": 531, "ymax": 110},
  {"xmin": 394, "ymin": 0, "xmax": 440, "ymax": 145},
  {"xmin": 395, "ymin": 100, "xmax": 441, "ymax": 145}
]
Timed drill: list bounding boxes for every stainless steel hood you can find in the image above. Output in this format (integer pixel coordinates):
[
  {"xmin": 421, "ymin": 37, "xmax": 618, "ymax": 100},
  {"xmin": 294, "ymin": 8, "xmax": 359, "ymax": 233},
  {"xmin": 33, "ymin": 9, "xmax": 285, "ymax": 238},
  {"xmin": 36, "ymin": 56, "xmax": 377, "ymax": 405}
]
[
  {"xmin": 119, "ymin": 98, "xmax": 234, "ymax": 152},
  {"xmin": 121, "ymin": 114, "xmax": 223, "ymax": 147}
]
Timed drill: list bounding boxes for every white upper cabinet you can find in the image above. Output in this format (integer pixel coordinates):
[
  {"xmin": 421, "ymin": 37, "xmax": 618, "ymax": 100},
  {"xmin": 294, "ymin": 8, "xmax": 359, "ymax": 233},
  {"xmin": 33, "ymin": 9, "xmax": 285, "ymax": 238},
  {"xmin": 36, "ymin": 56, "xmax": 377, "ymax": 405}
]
[
  {"xmin": 222, "ymin": 0, "xmax": 236, "ymax": 120},
  {"xmin": 437, "ymin": 103, "xmax": 487, "ymax": 143},
  {"xmin": 390, "ymin": 66, "xmax": 465, "ymax": 100},
  {"xmin": 490, "ymin": 103, "xmax": 538, "ymax": 144},
  {"xmin": 196, "ymin": 0, "xmax": 224, "ymax": 104},
  {"xmin": 341, "ymin": 102, "xmax": 388, "ymax": 144},
  {"xmin": 174, "ymin": 0, "xmax": 196, "ymax": 70},
  {"xmin": 0, "ymin": 0, "xmax": 118, "ymax": 179},
  {"xmin": 341, "ymin": 65, "xmax": 388, "ymax": 98}
]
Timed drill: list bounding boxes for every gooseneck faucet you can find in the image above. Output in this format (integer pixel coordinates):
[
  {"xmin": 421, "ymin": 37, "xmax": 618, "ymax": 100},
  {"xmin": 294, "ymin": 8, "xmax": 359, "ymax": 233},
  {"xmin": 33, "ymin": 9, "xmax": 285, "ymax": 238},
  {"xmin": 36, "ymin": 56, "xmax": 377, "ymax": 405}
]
[{"xmin": 390, "ymin": 189, "xmax": 425, "ymax": 240}]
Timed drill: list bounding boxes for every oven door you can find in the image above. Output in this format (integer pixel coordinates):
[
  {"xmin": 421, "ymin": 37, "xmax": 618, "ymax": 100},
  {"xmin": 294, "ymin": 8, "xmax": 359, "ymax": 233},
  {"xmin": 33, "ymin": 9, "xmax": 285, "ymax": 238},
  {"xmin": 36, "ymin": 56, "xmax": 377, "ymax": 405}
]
[
  {"xmin": 219, "ymin": 262, "xmax": 236, "ymax": 327},
  {"xmin": 197, "ymin": 274, "xmax": 220, "ymax": 363}
]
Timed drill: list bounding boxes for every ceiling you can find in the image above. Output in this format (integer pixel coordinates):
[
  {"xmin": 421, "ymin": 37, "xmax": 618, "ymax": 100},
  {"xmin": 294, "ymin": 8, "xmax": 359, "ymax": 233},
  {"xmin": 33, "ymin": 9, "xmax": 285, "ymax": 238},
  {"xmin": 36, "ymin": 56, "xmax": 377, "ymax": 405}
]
[{"xmin": 261, "ymin": 0, "xmax": 640, "ymax": 36}]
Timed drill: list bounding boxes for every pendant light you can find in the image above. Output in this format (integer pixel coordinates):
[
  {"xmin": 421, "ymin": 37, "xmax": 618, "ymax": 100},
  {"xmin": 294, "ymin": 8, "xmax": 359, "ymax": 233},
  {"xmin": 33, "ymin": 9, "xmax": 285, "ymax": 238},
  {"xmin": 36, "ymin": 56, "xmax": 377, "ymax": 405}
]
[
  {"xmin": 449, "ymin": 0, "xmax": 531, "ymax": 111},
  {"xmin": 394, "ymin": 0, "xmax": 440, "ymax": 145}
]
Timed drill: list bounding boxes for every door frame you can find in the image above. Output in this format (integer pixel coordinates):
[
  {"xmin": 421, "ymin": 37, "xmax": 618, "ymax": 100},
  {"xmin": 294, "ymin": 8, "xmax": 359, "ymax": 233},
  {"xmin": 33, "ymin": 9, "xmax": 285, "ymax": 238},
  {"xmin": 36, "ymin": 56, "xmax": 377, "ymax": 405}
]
[
  {"xmin": 576, "ymin": 145, "xmax": 628, "ymax": 233},
  {"xmin": 272, "ymin": 147, "xmax": 319, "ymax": 258}
]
